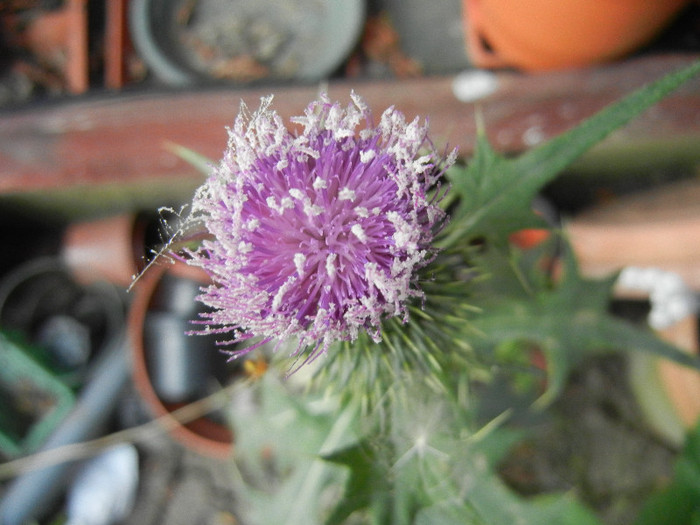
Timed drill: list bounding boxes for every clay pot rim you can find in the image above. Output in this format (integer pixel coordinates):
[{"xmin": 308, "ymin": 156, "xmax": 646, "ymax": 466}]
[{"xmin": 128, "ymin": 260, "xmax": 233, "ymax": 459}]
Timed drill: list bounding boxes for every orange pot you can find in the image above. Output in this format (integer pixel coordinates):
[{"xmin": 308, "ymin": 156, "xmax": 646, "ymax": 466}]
[{"xmin": 463, "ymin": 0, "xmax": 691, "ymax": 71}]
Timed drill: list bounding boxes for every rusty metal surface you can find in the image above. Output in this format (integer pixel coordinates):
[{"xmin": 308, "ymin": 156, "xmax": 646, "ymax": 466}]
[{"xmin": 0, "ymin": 54, "xmax": 698, "ymax": 195}]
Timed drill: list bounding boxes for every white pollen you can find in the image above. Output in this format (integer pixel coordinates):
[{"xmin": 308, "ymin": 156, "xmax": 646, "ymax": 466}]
[
  {"xmin": 305, "ymin": 203, "xmax": 324, "ymax": 216},
  {"xmin": 359, "ymin": 150, "xmax": 376, "ymax": 163},
  {"xmin": 293, "ymin": 253, "xmax": 306, "ymax": 276},
  {"xmin": 394, "ymin": 230, "xmax": 409, "ymax": 247},
  {"xmin": 326, "ymin": 253, "xmax": 337, "ymax": 279},
  {"xmin": 359, "ymin": 129, "xmax": 374, "ymax": 140},
  {"xmin": 313, "ymin": 177, "xmax": 328, "ymax": 190},
  {"xmin": 238, "ymin": 241, "xmax": 252, "ymax": 254},
  {"xmin": 355, "ymin": 207, "xmax": 369, "ymax": 218},
  {"xmin": 272, "ymin": 276, "xmax": 295, "ymax": 311},
  {"xmin": 281, "ymin": 197, "xmax": 294, "ymax": 209},
  {"xmin": 289, "ymin": 188, "xmax": 304, "ymax": 200},
  {"xmin": 351, "ymin": 224, "xmax": 367, "ymax": 243},
  {"xmin": 338, "ymin": 187, "xmax": 356, "ymax": 201},
  {"xmin": 246, "ymin": 218, "xmax": 260, "ymax": 230}
]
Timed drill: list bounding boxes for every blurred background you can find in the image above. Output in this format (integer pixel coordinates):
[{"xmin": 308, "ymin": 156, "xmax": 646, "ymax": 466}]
[{"xmin": 0, "ymin": 1, "xmax": 699, "ymax": 524}]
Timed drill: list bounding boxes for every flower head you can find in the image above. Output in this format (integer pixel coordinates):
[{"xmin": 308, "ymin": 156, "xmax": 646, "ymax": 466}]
[{"xmin": 183, "ymin": 92, "xmax": 455, "ymax": 361}]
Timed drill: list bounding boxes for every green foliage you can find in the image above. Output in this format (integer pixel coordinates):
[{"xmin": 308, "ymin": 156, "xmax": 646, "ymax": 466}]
[
  {"xmin": 469, "ymin": 242, "xmax": 700, "ymax": 405},
  {"xmin": 227, "ymin": 374, "xmax": 359, "ymax": 525},
  {"xmin": 163, "ymin": 141, "xmax": 213, "ymax": 175},
  {"xmin": 635, "ymin": 422, "xmax": 700, "ymax": 525},
  {"xmin": 322, "ymin": 379, "xmax": 601, "ymax": 525}
]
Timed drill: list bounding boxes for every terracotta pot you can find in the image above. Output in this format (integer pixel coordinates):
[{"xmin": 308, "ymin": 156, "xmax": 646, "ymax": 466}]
[
  {"xmin": 463, "ymin": 0, "xmax": 690, "ymax": 71},
  {"xmin": 62, "ymin": 214, "xmax": 151, "ymax": 287},
  {"xmin": 568, "ymin": 179, "xmax": 700, "ymax": 290},
  {"xmin": 20, "ymin": 0, "xmax": 89, "ymax": 93},
  {"xmin": 128, "ymin": 261, "xmax": 233, "ymax": 458}
]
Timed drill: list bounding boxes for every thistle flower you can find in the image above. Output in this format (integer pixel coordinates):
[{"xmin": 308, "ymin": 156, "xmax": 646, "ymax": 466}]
[{"xmin": 182, "ymin": 92, "xmax": 456, "ymax": 362}]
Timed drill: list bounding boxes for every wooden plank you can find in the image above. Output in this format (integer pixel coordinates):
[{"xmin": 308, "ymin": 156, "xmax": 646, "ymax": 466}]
[{"xmin": 0, "ymin": 54, "xmax": 698, "ymax": 195}]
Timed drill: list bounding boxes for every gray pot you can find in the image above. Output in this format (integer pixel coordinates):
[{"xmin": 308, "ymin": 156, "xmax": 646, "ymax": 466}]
[{"xmin": 129, "ymin": 0, "xmax": 366, "ymax": 86}]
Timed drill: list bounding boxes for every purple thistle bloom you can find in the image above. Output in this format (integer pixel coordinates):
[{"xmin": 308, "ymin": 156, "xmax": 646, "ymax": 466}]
[{"xmin": 183, "ymin": 92, "xmax": 456, "ymax": 361}]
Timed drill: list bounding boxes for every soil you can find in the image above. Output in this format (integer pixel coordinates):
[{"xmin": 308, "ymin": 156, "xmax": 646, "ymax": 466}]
[{"xmin": 168, "ymin": 0, "xmax": 331, "ymax": 83}]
